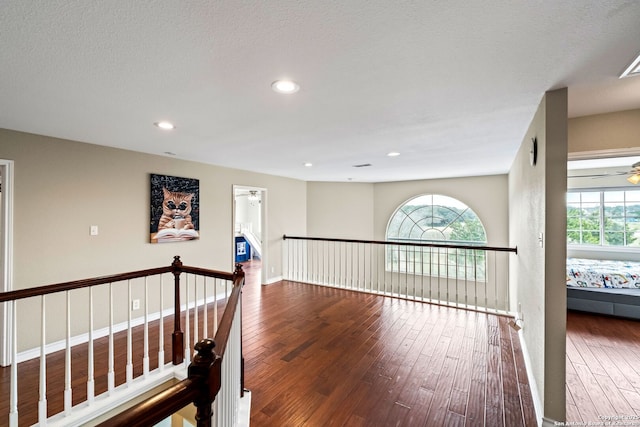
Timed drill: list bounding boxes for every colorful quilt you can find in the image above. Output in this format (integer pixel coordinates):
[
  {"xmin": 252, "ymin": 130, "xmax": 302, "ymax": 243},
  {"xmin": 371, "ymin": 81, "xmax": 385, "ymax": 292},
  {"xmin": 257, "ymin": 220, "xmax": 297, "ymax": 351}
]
[{"xmin": 567, "ymin": 258, "xmax": 640, "ymax": 289}]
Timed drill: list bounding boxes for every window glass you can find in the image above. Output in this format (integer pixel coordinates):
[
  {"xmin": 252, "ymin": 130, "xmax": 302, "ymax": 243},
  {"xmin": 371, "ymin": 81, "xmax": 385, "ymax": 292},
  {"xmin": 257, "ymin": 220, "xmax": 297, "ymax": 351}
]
[
  {"xmin": 386, "ymin": 194, "xmax": 487, "ymax": 279},
  {"xmin": 567, "ymin": 189, "xmax": 640, "ymax": 248}
]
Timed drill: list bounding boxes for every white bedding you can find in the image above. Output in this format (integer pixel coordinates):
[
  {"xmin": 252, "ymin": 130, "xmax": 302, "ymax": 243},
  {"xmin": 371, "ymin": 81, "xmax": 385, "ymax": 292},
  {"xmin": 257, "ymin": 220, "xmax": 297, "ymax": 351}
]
[{"xmin": 566, "ymin": 258, "xmax": 640, "ymax": 289}]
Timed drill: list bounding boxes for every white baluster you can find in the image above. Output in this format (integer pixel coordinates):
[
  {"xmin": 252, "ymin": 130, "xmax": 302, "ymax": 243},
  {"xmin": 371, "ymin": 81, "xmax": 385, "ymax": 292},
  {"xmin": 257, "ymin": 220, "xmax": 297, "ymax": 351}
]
[
  {"xmin": 108, "ymin": 283, "xmax": 115, "ymax": 394},
  {"xmin": 9, "ymin": 300, "xmax": 18, "ymax": 426},
  {"xmin": 194, "ymin": 275, "xmax": 199, "ymax": 345},
  {"xmin": 143, "ymin": 276, "xmax": 149, "ymax": 377},
  {"xmin": 213, "ymin": 279, "xmax": 218, "ymax": 335},
  {"xmin": 38, "ymin": 295, "xmax": 47, "ymax": 426},
  {"xmin": 126, "ymin": 279, "xmax": 133, "ymax": 385},
  {"xmin": 158, "ymin": 274, "xmax": 165, "ymax": 370},
  {"xmin": 64, "ymin": 291, "xmax": 72, "ymax": 415},
  {"xmin": 87, "ymin": 286, "xmax": 95, "ymax": 404},
  {"xmin": 203, "ymin": 277, "xmax": 208, "ymax": 339},
  {"xmin": 184, "ymin": 274, "xmax": 191, "ymax": 364}
]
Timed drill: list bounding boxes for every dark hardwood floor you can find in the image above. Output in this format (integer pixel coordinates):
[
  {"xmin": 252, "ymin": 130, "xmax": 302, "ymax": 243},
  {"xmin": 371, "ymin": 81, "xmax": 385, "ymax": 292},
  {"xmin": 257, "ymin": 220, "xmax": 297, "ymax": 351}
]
[
  {"xmin": 566, "ymin": 310, "xmax": 640, "ymax": 423},
  {"xmin": 1, "ymin": 261, "xmax": 539, "ymax": 426},
  {"xmin": 241, "ymin": 261, "xmax": 536, "ymax": 426}
]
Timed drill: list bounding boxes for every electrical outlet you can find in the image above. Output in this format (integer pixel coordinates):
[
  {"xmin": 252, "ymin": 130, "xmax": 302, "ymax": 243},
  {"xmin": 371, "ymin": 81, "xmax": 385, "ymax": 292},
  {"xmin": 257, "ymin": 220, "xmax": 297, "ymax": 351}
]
[
  {"xmin": 132, "ymin": 299, "xmax": 140, "ymax": 310},
  {"xmin": 90, "ymin": 225, "xmax": 99, "ymax": 236}
]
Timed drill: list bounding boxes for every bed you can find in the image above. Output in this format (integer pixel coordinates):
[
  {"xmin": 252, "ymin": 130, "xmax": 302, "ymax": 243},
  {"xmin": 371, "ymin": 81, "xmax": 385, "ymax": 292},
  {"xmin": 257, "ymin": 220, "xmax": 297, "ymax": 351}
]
[{"xmin": 566, "ymin": 258, "xmax": 640, "ymax": 320}]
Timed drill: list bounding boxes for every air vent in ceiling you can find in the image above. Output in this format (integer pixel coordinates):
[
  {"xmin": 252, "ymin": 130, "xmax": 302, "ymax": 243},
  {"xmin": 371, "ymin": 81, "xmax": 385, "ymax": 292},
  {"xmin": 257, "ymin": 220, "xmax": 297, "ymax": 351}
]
[{"xmin": 353, "ymin": 163, "xmax": 372, "ymax": 168}]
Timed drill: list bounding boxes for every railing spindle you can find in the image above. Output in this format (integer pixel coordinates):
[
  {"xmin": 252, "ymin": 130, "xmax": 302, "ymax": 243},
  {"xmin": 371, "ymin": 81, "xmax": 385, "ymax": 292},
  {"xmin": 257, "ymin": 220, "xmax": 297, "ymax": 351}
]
[
  {"xmin": 126, "ymin": 279, "xmax": 133, "ymax": 385},
  {"xmin": 9, "ymin": 300, "xmax": 18, "ymax": 427},
  {"xmin": 185, "ymin": 274, "xmax": 191, "ymax": 364},
  {"xmin": 194, "ymin": 275, "xmax": 199, "ymax": 347},
  {"xmin": 88, "ymin": 286, "xmax": 95, "ymax": 403},
  {"xmin": 213, "ymin": 278, "xmax": 218, "ymax": 335},
  {"xmin": 108, "ymin": 282, "xmax": 115, "ymax": 393},
  {"xmin": 159, "ymin": 274, "xmax": 165, "ymax": 370},
  {"xmin": 203, "ymin": 276, "xmax": 208, "ymax": 339},
  {"xmin": 65, "ymin": 291, "xmax": 72, "ymax": 415},
  {"xmin": 39, "ymin": 295, "xmax": 47, "ymax": 425},
  {"xmin": 143, "ymin": 276, "xmax": 150, "ymax": 377}
]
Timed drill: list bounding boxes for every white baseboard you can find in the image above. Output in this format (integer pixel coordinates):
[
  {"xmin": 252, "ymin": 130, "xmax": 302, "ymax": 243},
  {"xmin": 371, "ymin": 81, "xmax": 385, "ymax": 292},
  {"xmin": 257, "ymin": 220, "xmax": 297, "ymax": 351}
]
[
  {"xmin": 16, "ymin": 293, "xmax": 227, "ymax": 363},
  {"xmin": 541, "ymin": 417, "xmax": 560, "ymax": 427},
  {"xmin": 517, "ymin": 329, "xmax": 545, "ymax": 426},
  {"xmin": 238, "ymin": 390, "xmax": 252, "ymax": 427},
  {"xmin": 264, "ymin": 276, "xmax": 282, "ymax": 285}
]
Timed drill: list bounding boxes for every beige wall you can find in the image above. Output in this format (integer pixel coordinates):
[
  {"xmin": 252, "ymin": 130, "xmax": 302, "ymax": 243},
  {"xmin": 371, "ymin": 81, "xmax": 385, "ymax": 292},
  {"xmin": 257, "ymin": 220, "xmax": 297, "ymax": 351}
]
[
  {"xmin": 568, "ymin": 108, "xmax": 640, "ymax": 154},
  {"xmin": 305, "ymin": 176, "xmax": 508, "ymax": 247},
  {"xmin": 509, "ymin": 88, "xmax": 567, "ymax": 423},
  {"xmin": 0, "ymin": 128, "xmax": 307, "ymax": 350},
  {"xmin": 306, "ymin": 182, "xmax": 375, "ymax": 239}
]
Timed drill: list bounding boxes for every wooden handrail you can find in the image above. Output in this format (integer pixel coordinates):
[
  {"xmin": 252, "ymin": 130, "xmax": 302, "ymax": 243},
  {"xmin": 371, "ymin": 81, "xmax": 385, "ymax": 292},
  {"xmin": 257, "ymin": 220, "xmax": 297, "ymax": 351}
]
[
  {"xmin": 0, "ymin": 266, "xmax": 171, "ymax": 303},
  {"xmin": 95, "ymin": 379, "xmax": 200, "ymax": 427},
  {"xmin": 0, "ymin": 257, "xmax": 238, "ymax": 303},
  {"xmin": 283, "ymin": 234, "xmax": 518, "ymax": 253}
]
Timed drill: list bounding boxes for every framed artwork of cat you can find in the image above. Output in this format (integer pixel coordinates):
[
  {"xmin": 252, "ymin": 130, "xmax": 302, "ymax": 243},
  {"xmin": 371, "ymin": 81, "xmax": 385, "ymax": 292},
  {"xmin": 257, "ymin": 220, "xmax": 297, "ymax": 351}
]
[{"xmin": 150, "ymin": 174, "xmax": 200, "ymax": 243}]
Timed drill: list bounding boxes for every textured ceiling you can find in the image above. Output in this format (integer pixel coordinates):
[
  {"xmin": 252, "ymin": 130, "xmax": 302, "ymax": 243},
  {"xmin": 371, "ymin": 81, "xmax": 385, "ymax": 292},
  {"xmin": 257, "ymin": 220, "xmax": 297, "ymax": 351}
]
[{"xmin": 1, "ymin": 1, "xmax": 640, "ymax": 182}]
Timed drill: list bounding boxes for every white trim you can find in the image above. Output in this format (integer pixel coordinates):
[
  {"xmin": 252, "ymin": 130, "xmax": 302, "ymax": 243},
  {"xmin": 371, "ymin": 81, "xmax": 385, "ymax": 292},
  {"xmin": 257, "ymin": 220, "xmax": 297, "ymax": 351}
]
[
  {"xmin": 264, "ymin": 275, "xmax": 283, "ymax": 285},
  {"xmin": 15, "ymin": 292, "xmax": 226, "ymax": 363},
  {"xmin": 0, "ymin": 159, "xmax": 14, "ymax": 367},
  {"xmin": 46, "ymin": 362, "xmax": 182, "ymax": 426},
  {"xmin": 232, "ymin": 185, "xmax": 268, "ymax": 284},
  {"xmin": 238, "ymin": 391, "xmax": 252, "ymax": 427},
  {"xmin": 517, "ymin": 329, "xmax": 544, "ymax": 426},
  {"xmin": 568, "ymin": 147, "xmax": 640, "ymax": 161}
]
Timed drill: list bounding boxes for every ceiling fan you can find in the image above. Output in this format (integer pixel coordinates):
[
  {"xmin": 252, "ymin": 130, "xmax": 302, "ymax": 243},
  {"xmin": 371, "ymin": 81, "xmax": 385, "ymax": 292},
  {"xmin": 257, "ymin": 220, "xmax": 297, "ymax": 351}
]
[{"xmin": 568, "ymin": 161, "xmax": 640, "ymax": 184}]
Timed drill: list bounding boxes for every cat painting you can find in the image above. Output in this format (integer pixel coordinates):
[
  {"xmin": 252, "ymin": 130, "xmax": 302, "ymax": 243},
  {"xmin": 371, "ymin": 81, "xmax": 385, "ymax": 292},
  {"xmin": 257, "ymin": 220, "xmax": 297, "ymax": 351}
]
[
  {"xmin": 150, "ymin": 174, "xmax": 199, "ymax": 243},
  {"xmin": 158, "ymin": 187, "xmax": 195, "ymax": 230}
]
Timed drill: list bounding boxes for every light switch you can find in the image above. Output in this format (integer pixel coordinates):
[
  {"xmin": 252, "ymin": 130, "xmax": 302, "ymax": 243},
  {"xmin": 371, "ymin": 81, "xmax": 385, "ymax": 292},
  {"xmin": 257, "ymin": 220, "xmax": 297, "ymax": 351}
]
[{"xmin": 90, "ymin": 225, "xmax": 99, "ymax": 236}]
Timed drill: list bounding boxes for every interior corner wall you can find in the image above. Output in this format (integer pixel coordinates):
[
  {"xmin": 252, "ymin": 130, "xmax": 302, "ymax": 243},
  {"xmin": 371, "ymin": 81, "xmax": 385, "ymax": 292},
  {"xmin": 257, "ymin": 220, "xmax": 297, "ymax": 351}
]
[
  {"xmin": 508, "ymin": 88, "xmax": 567, "ymax": 423},
  {"xmin": 0, "ymin": 128, "xmax": 307, "ymax": 351}
]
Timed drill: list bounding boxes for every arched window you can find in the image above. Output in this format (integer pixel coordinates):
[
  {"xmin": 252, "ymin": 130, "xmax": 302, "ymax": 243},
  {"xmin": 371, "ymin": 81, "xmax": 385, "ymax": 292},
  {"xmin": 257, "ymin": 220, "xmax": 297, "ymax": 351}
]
[{"xmin": 386, "ymin": 194, "xmax": 487, "ymax": 278}]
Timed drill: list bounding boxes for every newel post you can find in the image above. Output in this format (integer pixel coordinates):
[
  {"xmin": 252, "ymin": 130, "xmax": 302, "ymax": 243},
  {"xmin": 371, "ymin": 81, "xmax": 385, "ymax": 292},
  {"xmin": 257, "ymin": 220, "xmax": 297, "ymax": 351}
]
[
  {"xmin": 171, "ymin": 255, "xmax": 184, "ymax": 365},
  {"xmin": 189, "ymin": 339, "xmax": 222, "ymax": 427}
]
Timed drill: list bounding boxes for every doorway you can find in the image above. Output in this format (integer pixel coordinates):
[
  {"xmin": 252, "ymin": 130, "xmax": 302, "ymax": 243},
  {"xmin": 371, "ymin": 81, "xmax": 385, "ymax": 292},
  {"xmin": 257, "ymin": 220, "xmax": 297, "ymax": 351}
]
[
  {"xmin": 0, "ymin": 159, "xmax": 14, "ymax": 366},
  {"xmin": 232, "ymin": 185, "xmax": 267, "ymax": 285}
]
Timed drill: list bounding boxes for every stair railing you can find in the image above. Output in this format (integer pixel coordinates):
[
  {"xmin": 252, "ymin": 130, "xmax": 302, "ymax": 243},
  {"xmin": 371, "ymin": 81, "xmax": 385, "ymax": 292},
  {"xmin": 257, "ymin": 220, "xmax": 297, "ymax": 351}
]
[
  {"xmin": 0, "ymin": 256, "xmax": 244, "ymax": 427},
  {"xmin": 283, "ymin": 235, "xmax": 517, "ymax": 314},
  {"xmin": 96, "ymin": 262, "xmax": 245, "ymax": 427}
]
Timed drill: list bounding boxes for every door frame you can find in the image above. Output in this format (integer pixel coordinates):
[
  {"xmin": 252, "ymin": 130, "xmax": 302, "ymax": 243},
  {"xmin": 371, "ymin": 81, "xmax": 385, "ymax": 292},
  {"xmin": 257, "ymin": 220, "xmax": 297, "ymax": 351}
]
[
  {"xmin": 0, "ymin": 159, "xmax": 14, "ymax": 366},
  {"xmin": 232, "ymin": 185, "xmax": 267, "ymax": 285}
]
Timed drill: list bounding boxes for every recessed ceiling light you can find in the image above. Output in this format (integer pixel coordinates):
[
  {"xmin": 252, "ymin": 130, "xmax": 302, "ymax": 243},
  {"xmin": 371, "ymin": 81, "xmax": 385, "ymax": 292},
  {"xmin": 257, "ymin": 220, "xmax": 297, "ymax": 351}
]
[
  {"xmin": 387, "ymin": 152, "xmax": 400, "ymax": 157},
  {"xmin": 155, "ymin": 121, "xmax": 175, "ymax": 130},
  {"xmin": 272, "ymin": 80, "xmax": 300, "ymax": 94},
  {"xmin": 304, "ymin": 162, "xmax": 313, "ymax": 167}
]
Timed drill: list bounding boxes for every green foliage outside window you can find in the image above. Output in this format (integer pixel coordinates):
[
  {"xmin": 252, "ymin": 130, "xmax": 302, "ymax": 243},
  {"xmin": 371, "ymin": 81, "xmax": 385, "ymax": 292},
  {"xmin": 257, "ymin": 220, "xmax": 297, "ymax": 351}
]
[
  {"xmin": 386, "ymin": 195, "xmax": 488, "ymax": 280},
  {"xmin": 567, "ymin": 190, "xmax": 640, "ymax": 247}
]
